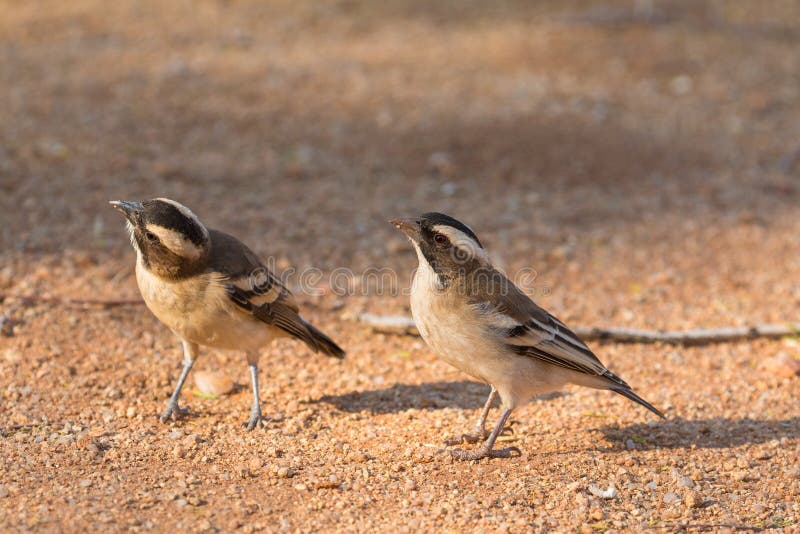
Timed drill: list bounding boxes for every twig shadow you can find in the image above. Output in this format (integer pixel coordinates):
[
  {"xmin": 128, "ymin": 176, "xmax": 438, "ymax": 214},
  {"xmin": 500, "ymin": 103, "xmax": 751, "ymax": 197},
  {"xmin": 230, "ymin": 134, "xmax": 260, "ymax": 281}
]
[{"xmin": 599, "ymin": 416, "xmax": 800, "ymax": 450}]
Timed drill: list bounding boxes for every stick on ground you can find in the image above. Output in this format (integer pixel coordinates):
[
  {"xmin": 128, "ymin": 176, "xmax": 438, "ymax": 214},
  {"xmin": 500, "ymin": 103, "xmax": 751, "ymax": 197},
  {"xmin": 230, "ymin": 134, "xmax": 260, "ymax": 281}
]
[{"xmin": 358, "ymin": 313, "xmax": 800, "ymax": 345}]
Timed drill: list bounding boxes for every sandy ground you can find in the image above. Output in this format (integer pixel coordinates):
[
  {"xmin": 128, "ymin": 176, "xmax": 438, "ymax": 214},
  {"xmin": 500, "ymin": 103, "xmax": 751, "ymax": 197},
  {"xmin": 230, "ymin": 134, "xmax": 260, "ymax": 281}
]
[{"xmin": 1, "ymin": 1, "xmax": 799, "ymax": 532}]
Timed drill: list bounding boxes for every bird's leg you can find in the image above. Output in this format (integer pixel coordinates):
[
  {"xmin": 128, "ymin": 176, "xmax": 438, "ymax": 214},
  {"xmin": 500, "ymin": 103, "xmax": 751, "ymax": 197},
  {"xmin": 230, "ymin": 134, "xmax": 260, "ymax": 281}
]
[
  {"xmin": 441, "ymin": 407, "xmax": 522, "ymax": 461},
  {"xmin": 443, "ymin": 387, "xmax": 497, "ymax": 445},
  {"xmin": 244, "ymin": 352, "xmax": 264, "ymax": 431},
  {"xmin": 160, "ymin": 341, "xmax": 198, "ymax": 422}
]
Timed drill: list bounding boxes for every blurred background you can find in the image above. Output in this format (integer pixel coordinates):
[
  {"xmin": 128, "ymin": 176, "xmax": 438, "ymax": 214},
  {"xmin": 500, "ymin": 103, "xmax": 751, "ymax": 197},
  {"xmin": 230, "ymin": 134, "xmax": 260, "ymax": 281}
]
[
  {"xmin": 1, "ymin": 2, "xmax": 799, "ymax": 530},
  {"xmin": 1, "ymin": 0, "xmax": 799, "ymax": 329},
  {"xmin": 2, "ymin": 0, "xmax": 799, "ymax": 327}
]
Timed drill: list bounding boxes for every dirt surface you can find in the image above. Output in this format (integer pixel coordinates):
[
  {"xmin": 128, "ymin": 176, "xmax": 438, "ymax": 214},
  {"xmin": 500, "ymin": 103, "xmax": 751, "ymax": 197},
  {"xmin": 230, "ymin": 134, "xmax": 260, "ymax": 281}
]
[{"xmin": 1, "ymin": 1, "xmax": 799, "ymax": 532}]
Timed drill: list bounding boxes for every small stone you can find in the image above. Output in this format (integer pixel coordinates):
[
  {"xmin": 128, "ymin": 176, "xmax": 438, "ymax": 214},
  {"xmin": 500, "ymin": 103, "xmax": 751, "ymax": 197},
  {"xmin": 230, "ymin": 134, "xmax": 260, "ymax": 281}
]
[
  {"xmin": 182, "ymin": 434, "xmax": 202, "ymax": 448},
  {"xmin": 762, "ymin": 354, "xmax": 800, "ymax": 378},
  {"xmin": 663, "ymin": 492, "xmax": 680, "ymax": 504},
  {"xmin": 248, "ymin": 458, "xmax": 263, "ymax": 473},
  {"xmin": 126, "ymin": 407, "xmax": 136, "ymax": 418},
  {"xmin": 566, "ymin": 481, "xmax": 583, "ymax": 492},
  {"xmin": 0, "ymin": 485, "xmax": 9, "ymax": 498},
  {"xmin": 404, "ymin": 479, "xmax": 417, "ymax": 491},
  {"xmin": 293, "ymin": 483, "xmax": 307, "ymax": 491},
  {"xmin": 79, "ymin": 479, "xmax": 92, "ymax": 488},
  {"xmin": 676, "ymin": 476, "xmax": 694, "ymax": 488},
  {"xmin": 173, "ymin": 446, "xmax": 187, "ymax": 458},
  {"xmin": 168, "ymin": 430, "xmax": 183, "ymax": 440},
  {"xmin": 588, "ymin": 485, "xmax": 617, "ymax": 499},
  {"xmin": 176, "ymin": 498, "xmax": 187, "ymax": 508},
  {"xmin": 276, "ymin": 467, "xmax": 292, "ymax": 479},
  {"xmin": 685, "ymin": 491, "xmax": 702, "ymax": 509},
  {"xmin": 2, "ymin": 349, "xmax": 22, "ymax": 364},
  {"xmin": 193, "ymin": 371, "xmax": 234, "ymax": 396}
]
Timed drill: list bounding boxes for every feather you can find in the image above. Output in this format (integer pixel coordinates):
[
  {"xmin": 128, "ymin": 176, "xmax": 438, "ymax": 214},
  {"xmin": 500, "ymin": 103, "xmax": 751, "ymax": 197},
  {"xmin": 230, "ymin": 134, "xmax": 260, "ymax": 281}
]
[
  {"xmin": 209, "ymin": 230, "xmax": 344, "ymax": 359},
  {"xmin": 469, "ymin": 266, "xmax": 662, "ymax": 417}
]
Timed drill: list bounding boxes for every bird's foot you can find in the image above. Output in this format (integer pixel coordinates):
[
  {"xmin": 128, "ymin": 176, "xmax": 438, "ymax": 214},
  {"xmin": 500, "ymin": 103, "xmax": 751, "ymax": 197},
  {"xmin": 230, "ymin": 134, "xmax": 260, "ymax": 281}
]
[
  {"xmin": 244, "ymin": 406, "xmax": 266, "ymax": 431},
  {"xmin": 439, "ymin": 444, "xmax": 522, "ymax": 461},
  {"xmin": 160, "ymin": 400, "xmax": 189, "ymax": 423},
  {"xmin": 443, "ymin": 421, "xmax": 515, "ymax": 446},
  {"xmin": 443, "ymin": 426, "xmax": 490, "ymax": 446}
]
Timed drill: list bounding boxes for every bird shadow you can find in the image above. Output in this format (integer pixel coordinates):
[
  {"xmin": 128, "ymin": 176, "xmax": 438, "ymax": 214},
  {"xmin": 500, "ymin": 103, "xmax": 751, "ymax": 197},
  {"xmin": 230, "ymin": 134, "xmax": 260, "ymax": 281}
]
[
  {"xmin": 599, "ymin": 416, "xmax": 800, "ymax": 450},
  {"xmin": 313, "ymin": 381, "xmax": 566, "ymax": 414}
]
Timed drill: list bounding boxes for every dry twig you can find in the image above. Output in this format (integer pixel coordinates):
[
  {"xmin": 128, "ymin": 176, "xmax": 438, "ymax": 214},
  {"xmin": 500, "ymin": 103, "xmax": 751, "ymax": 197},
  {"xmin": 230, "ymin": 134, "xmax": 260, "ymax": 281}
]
[
  {"xmin": 0, "ymin": 293, "xmax": 143, "ymax": 309},
  {"xmin": 358, "ymin": 313, "xmax": 800, "ymax": 345}
]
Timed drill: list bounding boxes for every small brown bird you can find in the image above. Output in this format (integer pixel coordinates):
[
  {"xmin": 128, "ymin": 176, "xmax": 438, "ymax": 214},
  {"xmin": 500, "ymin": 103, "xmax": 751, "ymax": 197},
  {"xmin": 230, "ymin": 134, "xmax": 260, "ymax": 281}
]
[
  {"xmin": 391, "ymin": 212, "xmax": 664, "ymax": 460},
  {"xmin": 111, "ymin": 198, "xmax": 344, "ymax": 430}
]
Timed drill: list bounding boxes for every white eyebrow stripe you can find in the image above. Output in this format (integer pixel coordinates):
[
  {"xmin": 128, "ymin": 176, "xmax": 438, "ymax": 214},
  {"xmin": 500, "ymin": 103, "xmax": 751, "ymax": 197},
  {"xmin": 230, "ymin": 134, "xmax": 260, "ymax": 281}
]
[
  {"xmin": 145, "ymin": 224, "xmax": 204, "ymax": 260},
  {"xmin": 154, "ymin": 198, "xmax": 209, "ymax": 240},
  {"xmin": 432, "ymin": 225, "xmax": 490, "ymax": 264}
]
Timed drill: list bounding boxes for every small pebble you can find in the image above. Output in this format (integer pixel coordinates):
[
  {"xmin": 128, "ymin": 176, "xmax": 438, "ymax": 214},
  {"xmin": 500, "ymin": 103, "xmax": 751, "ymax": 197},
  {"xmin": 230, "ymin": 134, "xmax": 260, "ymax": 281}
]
[
  {"xmin": 588, "ymin": 485, "xmax": 617, "ymax": 499},
  {"xmin": 276, "ymin": 467, "xmax": 292, "ymax": 479},
  {"xmin": 193, "ymin": 371, "xmax": 234, "ymax": 396},
  {"xmin": 663, "ymin": 492, "xmax": 680, "ymax": 504},
  {"xmin": 685, "ymin": 491, "xmax": 702, "ymax": 509}
]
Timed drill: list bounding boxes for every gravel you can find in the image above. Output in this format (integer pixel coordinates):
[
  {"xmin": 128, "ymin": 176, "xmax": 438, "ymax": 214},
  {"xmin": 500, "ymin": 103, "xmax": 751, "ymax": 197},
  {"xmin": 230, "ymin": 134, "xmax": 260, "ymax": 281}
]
[{"xmin": 1, "ymin": 1, "xmax": 799, "ymax": 531}]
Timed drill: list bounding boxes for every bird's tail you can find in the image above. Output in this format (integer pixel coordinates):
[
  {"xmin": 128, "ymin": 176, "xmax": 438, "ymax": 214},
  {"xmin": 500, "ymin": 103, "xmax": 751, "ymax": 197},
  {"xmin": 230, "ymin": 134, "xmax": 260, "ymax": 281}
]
[
  {"xmin": 578, "ymin": 370, "xmax": 665, "ymax": 418},
  {"xmin": 303, "ymin": 320, "xmax": 345, "ymax": 359},
  {"xmin": 610, "ymin": 386, "xmax": 665, "ymax": 419}
]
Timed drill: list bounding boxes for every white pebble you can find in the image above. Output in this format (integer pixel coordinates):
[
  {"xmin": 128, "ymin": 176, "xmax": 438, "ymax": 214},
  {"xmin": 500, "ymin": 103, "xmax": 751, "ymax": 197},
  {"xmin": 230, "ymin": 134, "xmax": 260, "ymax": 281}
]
[{"xmin": 588, "ymin": 485, "xmax": 617, "ymax": 499}]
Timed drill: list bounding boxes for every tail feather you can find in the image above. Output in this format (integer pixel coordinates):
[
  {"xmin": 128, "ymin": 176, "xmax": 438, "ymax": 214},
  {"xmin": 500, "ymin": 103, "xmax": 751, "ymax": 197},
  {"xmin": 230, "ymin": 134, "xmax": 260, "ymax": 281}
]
[
  {"xmin": 611, "ymin": 386, "xmax": 665, "ymax": 419},
  {"xmin": 303, "ymin": 320, "xmax": 345, "ymax": 359}
]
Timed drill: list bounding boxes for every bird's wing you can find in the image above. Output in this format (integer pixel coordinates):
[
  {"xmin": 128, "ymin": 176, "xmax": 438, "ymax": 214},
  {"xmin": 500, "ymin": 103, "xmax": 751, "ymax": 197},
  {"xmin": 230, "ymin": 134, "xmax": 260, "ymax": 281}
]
[
  {"xmin": 468, "ymin": 268, "xmax": 627, "ymax": 387},
  {"xmin": 208, "ymin": 229, "xmax": 315, "ymax": 343}
]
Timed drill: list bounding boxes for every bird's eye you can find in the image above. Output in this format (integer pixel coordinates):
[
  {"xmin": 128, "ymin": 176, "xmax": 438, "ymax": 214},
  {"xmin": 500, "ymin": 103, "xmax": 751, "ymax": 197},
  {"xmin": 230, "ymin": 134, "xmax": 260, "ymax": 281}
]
[
  {"xmin": 433, "ymin": 233, "xmax": 448, "ymax": 246},
  {"xmin": 144, "ymin": 231, "xmax": 158, "ymax": 242}
]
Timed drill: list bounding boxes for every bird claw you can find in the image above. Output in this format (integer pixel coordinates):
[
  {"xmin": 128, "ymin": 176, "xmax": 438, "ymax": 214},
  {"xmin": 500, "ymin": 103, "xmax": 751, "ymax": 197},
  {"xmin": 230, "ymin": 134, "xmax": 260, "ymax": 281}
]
[
  {"xmin": 438, "ymin": 445, "xmax": 522, "ymax": 461},
  {"xmin": 160, "ymin": 401, "xmax": 188, "ymax": 423},
  {"xmin": 444, "ymin": 422, "xmax": 519, "ymax": 445},
  {"xmin": 442, "ymin": 427, "xmax": 490, "ymax": 446},
  {"xmin": 244, "ymin": 408, "xmax": 267, "ymax": 431}
]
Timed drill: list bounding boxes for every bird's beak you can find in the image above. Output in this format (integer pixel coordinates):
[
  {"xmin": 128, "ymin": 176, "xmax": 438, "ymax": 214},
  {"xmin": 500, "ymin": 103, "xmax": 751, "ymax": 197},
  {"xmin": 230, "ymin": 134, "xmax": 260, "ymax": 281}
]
[
  {"xmin": 109, "ymin": 200, "xmax": 143, "ymax": 221},
  {"xmin": 389, "ymin": 217, "xmax": 421, "ymax": 240}
]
